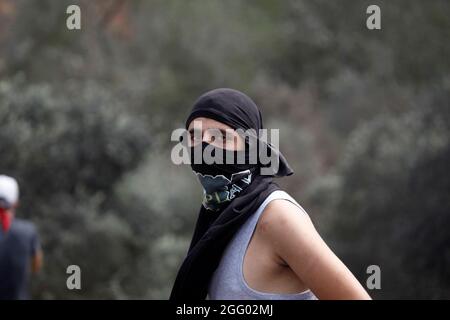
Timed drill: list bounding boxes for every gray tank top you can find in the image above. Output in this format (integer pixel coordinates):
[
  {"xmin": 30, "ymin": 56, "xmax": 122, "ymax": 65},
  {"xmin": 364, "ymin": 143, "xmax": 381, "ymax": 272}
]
[{"xmin": 208, "ymin": 190, "xmax": 318, "ymax": 300}]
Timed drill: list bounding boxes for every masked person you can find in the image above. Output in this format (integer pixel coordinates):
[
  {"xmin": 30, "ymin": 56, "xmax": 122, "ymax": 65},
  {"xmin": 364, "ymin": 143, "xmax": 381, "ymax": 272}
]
[
  {"xmin": 170, "ymin": 88, "xmax": 371, "ymax": 300},
  {"xmin": 0, "ymin": 175, "xmax": 43, "ymax": 300}
]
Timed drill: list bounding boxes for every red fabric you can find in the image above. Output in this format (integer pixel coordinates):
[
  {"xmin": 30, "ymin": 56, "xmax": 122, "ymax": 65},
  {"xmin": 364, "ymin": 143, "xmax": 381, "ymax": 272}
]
[{"xmin": 0, "ymin": 208, "xmax": 12, "ymax": 232}]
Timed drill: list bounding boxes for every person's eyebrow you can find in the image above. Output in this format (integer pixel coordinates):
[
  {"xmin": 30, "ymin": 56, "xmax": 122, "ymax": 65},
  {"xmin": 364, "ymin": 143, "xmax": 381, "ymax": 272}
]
[
  {"xmin": 211, "ymin": 128, "xmax": 234, "ymax": 139},
  {"xmin": 190, "ymin": 127, "xmax": 234, "ymax": 139}
]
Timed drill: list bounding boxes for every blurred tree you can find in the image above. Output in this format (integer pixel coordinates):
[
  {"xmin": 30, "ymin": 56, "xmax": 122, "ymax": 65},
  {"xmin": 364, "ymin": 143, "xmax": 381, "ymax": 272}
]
[
  {"xmin": 316, "ymin": 88, "xmax": 450, "ymax": 299},
  {"xmin": 0, "ymin": 0, "xmax": 448, "ymax": 299},
  {"xmin": 0, "ymin": 77, "xmax": 151, "ymax": 298}
]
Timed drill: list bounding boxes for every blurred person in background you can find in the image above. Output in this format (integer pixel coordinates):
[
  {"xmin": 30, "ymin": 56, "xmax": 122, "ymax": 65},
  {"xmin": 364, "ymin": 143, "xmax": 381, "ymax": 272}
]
[{"xmin": 0, "ymin": 175, "xmax": 43, "ymax": 300}]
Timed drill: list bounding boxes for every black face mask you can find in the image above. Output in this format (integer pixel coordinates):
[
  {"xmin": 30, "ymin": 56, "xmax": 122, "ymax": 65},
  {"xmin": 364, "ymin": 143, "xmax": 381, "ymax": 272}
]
[
  {"xmin": 189, "ymin": 142, "xmax": 256, "ymax": 211},
  {"xmin": 190, "ymin": 141, "xmax": 254, "ymax": 178}
]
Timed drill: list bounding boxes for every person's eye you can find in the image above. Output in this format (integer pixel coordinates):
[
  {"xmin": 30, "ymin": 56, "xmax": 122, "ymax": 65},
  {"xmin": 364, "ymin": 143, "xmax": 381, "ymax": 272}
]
[{"xmin": 189, "ymin": 130, "xmax": 202, "ymax": 143}]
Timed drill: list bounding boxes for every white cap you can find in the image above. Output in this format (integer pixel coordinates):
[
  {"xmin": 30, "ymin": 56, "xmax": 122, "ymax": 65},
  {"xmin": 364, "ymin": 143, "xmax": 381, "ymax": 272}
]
[{"xmin": 0, "ymin": 175, "xmax": 19, "ymax": 208}]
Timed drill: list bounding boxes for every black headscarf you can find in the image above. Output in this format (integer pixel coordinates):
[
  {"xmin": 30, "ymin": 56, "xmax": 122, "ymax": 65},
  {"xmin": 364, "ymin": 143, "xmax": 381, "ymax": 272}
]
[{"xmin": 169, "ymin": 88, "xmax": 293, "ymax": 300}]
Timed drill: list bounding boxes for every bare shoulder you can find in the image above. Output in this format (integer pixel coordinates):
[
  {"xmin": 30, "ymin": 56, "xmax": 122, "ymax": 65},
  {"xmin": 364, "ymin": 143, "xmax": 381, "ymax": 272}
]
[
  {"xmin": 255, "ymin": 197, "xmax": 322, "ymax": 262},
  {"xmin": 257, "ymin": 198, "xmax": 315, "ymax": 236}
]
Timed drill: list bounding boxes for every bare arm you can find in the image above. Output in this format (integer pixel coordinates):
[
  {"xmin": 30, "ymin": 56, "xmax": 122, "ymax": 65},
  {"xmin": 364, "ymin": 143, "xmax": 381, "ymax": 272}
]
[
  {"xmin": 31, "ymin": 249, "xmax": 43, "ymax": 274},
  {"xmin": 260, "ymin": 200, "xmax": 371, "ymax": 300}
]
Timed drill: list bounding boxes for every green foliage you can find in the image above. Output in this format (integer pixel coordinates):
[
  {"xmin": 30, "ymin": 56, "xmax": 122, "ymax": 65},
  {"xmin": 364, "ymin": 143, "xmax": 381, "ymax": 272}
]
[
  {"xmin": 0, "ymin": 0, "xmax": 448, "ymax": 299},
  {"xmin": 0, "ymin": 77, "xmax": 151, "ymax": 298},
  {"xmin": 318, "ymin": 89, "xmax": 450, "ymax": 299}
]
